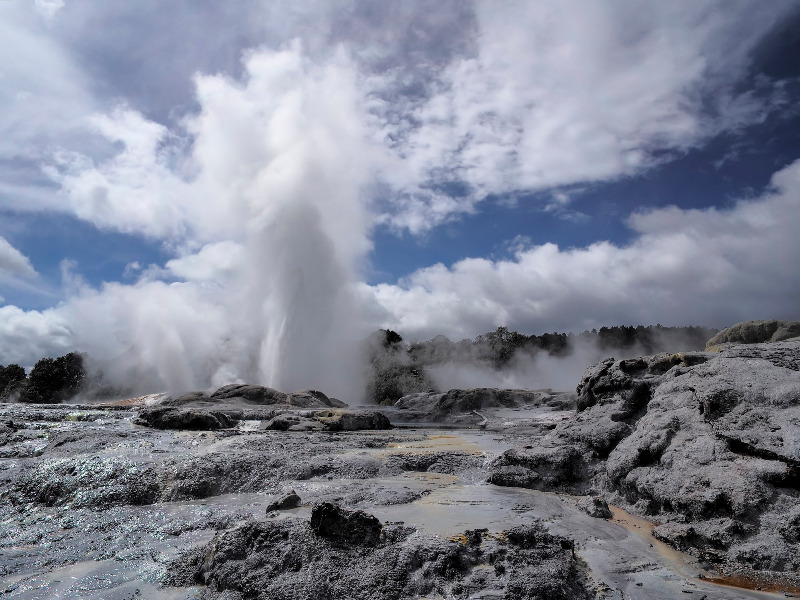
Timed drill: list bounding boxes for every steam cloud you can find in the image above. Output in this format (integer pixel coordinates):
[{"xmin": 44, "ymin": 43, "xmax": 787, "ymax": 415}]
[
  {"xmin": 47, "ymin": 45, "xmax": 377, "ymax": 398},
  {"xmin": 427, "ymin": 329, "xmax": 712, "ymax": 393}
]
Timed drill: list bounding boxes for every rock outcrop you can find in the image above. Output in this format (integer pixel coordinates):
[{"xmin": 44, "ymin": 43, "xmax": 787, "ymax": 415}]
[
  {"xmin": 173, "ymin": 516, "xmax": 591, "ymax": 600},
  {"xmin": 259, "ymin": 410, "xmax": 392, "ymax": 432},
  {"xmin": 705, "ymin": 319, "xmax": 800, "ymax": 350},
  {"xmin": 490, "ymin": 341, "xmax": 800, "ymax": 580},
  {"xmin": 133, "ymin": 406, "xmax": 236, "ymax": 430},
  {"xmin": 167, "ymin": 384, "xmax": 347, "ymax": 409},
  {"xmin": 391, "ymin": 387, "xmax": 575, "ymax": 424},
  {"xmin": 265, "ymin": 489, "xmax": 301, "ymax": 513},
  {"xmin": 310, "ymin": 502, "xmax": 383, "ymax": 545}
]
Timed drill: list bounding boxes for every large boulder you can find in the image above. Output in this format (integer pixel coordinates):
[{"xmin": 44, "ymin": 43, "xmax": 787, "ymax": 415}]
[
  {"xmin": 259, "ymin": 410, "xmax": 392, "ymax": 432},
  {"xmin": 133, "ymin": 406, "xmax": 235, "ymax": 430},
  {"xmin": 310, "ymin": 502, "xmax": 383, "ymax": 546}
]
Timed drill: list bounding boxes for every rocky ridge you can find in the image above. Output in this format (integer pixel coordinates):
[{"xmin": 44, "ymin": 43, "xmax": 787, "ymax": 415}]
[{"xmin": 489, "ymin": 341, "xmax": 800, "ymax": 585}]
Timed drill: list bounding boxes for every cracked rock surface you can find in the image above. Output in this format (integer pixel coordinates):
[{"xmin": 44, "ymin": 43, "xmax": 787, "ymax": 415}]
[{"xmin": 489, "ymin": 341, "xmax": 800, "ymax": 586}]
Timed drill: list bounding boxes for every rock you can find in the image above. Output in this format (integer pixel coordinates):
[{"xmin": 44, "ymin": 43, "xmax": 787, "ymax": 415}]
[
  {"xmin": 133, "ymin": 406, "xmax": 235, "ymax": 430},
  {"xmin": 318, "ymin": 410, "xmax": 392, "ymax": 431},
  {"xmin": 488, "ymin": 341, "xmax": 800, "ymax": 578},
  {"xmin": 577, "ymin": 495, "xmax": 613, "ymax": 519},
  {"xmin": 288, "ymin": 389, "xmax": 348, "ymax": 408},
  {"xmin": 209, "ymin": 384, "xmax": 288, "ymax": 404},
  {"xmin": 489, "ymin": 445, "xmax": 588, "ymax": 493},
  {"xmin": 310, "ymin": 502, "xmax": 383, "ymax": 546},
  {"xmin": 259, "ymin": 410, "xmax": 392, "ymax": 432},
  {"xmin": 259, "ymin": 413, "xmax": 324, "ymax": 431},
  {"xmin": 166, "ymin": 391, "xmax": 210, "ymax": 405},
  {"xmin": 177, "ymin": 518, "xmax": 592, "ymax": 600},
  {"xmin": 392, "ymin": 387, "xmax": 575, "ymax": 424},
  {"xmin": 706, "ymin": 320, "xmax": 800, "ymax": 350},
  {"xmin": 265, "ymin": 490, "xmax": 301, "ymax": 512}
]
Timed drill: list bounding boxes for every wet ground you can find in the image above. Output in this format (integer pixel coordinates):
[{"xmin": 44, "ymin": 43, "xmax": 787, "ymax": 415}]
[{"xmin": 0, "ymin": 403, "xmax": 795, "ymax": 599}]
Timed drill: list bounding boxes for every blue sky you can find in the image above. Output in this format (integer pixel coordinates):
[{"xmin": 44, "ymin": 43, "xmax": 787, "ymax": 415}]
[{"xmin": 1, "ymin": 1, "xmax": 800, "ymax": 392}]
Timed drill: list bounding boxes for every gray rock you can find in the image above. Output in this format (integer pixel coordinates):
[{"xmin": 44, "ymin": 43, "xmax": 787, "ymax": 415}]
[
  {"xmin": 209, "ymin": 384, "xmax": 288, "ymax": 404},
  {"xmin": 265, "ymin": 489, "xmax": 301, "ymax": 512},
  {"xmin": 577, "ymin": 495, "xmax": 613, "ymax": 519},
  {"xmin": 259, "ymin": 413, "xmax": 324, "ymax": 431},
  {"xmin": 310, "ymin": 502, "xmax": 383, "ymax": 546},
  {"xmin": 133, "ymin": 406, "xmax": 235, "ymax": 430},
  {"xmin": 489, "ymin": 341, "xmax": 800, "ymax": 578},
  {"xmin": 259, "ymin": 410, "xmax": 392, "ymax": 432},
  {"xmin": 489, "ymin": 445, "xmax": 588, "ymax": 493},
  {"xmin": 318, "ymin": 410, "xmax": 392, "ymax": 431},
  {"xmin": 393, "ymin": 387, "xmax": 575, "ymax": 424},
  {"xmin": 175, "ymin": 518, "xmax": 592, "ymax": 600}
]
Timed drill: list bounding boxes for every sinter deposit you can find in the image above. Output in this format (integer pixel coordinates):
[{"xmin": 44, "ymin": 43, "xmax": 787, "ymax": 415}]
[{"xmin": 0, "ymin": 325, "xmax": 798, "ymax": 599}]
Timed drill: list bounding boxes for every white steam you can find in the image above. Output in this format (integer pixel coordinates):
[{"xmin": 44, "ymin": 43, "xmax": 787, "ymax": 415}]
[
  {"xmin": 427, "ymin": 330, "xmax": 715, "ymax": 393},
  {"xmin": 50, "ymin": 44, "xmax": 378, "ymax": 398}
]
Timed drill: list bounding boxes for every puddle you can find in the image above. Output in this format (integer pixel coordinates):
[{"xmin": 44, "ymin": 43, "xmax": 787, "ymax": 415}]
[{"xmin": 1, "ymin": 559, "xmax": 200, "ymax": 600}]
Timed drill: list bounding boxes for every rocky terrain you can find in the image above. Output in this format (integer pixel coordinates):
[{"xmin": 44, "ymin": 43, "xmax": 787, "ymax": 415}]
[
  {"xmin": 0, "ymin": 322, "xmax": 798, "ymax": 599},
  {"xmin": 490, "ymin": 339, "xmax": 800, "ymax": 592}
]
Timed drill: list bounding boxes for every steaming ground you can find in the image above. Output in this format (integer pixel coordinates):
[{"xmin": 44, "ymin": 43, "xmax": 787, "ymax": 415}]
[{"xmin": 50, "ymin": 47, "xmax": 378, "ymax": 401}]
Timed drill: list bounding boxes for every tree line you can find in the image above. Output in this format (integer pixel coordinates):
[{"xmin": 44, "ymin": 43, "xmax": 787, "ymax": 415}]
[
  {"xmin": 0, "ymin": 352, "xmax": 87, "ymax": 403},
  {"xmin": 365, "ymin": 324, "xmax": 718, "ymax": 403}
]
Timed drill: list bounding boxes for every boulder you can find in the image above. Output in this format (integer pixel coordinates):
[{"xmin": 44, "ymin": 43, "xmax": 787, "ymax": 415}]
[
  {"xmin": 259, "ymin": 413, "xmax": 323, "ymax": 432},
  {"xmin": 210, "ymin": 384, "xmax": 288, "ymax": 404},
  {"xmin": 134, "ymin": 406, "xmax": 235, "ymax": 430},
  {"xmin": 266, "ymin": 490, "xmax": 301, "ymax": 512},
  {"xmin": 180, "ymin": 518, "xmax": 592, "ymax": 600},
  {"xmin": 489, "ymin": 445, "xmax": 588, "ymax": 493},
  {"xmin": 318, "ymin": 411, "xmax": 392, "ymax": 431},
  {"xmin": 577, "ymin": 495, "xmax": 613, "ymax": 519},
  {"xmin": 259, "ymin": 410, "xmax": 392, "ymax": 432},
  {"xmin": 310, "ymin": 502, "xmax": 383, "ymax": 546}
]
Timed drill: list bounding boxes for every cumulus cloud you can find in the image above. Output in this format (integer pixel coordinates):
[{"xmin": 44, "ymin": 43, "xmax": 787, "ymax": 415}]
[
  {"xmin": 368, "ymin": 158, "xmax": 800, "ymax": 340},
  {"xmin": 0, "ymin": 305, "xmax": 71, "ymax": 367},
  {"xmin": 34, "ymin": 0, "xmax": 65, "ymax": 21},
  {"xmin": 0, "ymin": 3, "xmax": 93, "ymax": 188},
  {"xmin": 371, "ymin": 1, "xmax": 793, "ymax": 232},
  {"xmin": 0, "ymin": 236, "xmax": 36, "ymax": 277}
]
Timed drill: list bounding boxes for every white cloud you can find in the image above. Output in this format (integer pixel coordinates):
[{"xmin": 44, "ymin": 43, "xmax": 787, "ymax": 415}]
[
  {"xmin": 45, "ymin": 107, "xmax": 191, "ymax": 238},
  {"xmin": 0, "ymin": 236, "xmax": 35, "ymax": 277},
  {"xmin": 165, "ymin": 241, "xmax": 244, "ymax": 282},
  {"xmin": 0, "ymin": 3, "xmax": 93, "ymax": 163},
  {"xmin": 371, "ymin": 1, "xmax": 791, "ymax": 232},
  {"xmin": 34, "ymin": 0, "xmax": 65, "ymax": 21},
  {"xmin": 0, "ymin": 305, "xmax": 72, "ymax": 367},
  {"xmin": 368, "ymin": 158, "xmax": 800, "ymax": 340}
]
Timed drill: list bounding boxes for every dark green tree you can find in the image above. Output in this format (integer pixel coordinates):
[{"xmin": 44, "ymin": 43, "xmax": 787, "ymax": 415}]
[{"xmin": 20, "ymin": 352, "xmax": 86, "ymax": 403}]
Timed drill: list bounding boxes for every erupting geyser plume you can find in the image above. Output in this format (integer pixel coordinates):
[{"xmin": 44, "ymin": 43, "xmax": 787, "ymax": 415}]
[{"xmin": 53, "ymin": 44, "xmax": 377, "ymax": 399}]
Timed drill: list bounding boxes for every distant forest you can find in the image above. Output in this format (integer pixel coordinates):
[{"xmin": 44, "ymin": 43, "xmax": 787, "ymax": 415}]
[{"xmin": 365, "ymin": 324, "xmax": 718, "ymax": 404}]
